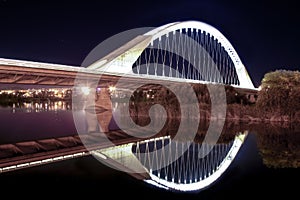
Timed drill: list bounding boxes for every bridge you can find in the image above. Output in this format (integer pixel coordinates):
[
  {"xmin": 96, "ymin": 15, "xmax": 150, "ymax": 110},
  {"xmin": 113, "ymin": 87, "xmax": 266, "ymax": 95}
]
[
  {"xmin": 0, "ymin": 20, "xmax": 255, "ymax": 191},
  {"xmin": 0, "ymin": 20, "xmax": 257, "ymax": 128},
  {"xmin": 0, "ymin": 21, "xmax": 255, "ymax": 88}
]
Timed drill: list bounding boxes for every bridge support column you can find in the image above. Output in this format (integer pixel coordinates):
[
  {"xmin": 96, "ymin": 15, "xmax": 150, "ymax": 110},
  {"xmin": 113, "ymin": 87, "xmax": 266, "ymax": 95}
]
[
  {"xmin": 95, "ymin": 88, "xmax": 113, "ymax": 133},
  {"xmin": 85, "ymin": 87, "xmax": 113, "ymax": 133}
]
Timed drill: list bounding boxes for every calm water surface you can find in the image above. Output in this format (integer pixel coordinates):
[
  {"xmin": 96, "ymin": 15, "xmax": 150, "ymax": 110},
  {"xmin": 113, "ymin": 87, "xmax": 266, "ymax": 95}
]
[{"xmin": 0, "ymin": 102, "xmax": 299, "ymax": 199}]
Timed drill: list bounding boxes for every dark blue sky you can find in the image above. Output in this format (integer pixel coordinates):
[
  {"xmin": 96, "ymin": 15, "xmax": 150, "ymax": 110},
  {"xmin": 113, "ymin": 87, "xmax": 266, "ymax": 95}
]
[{"xmin": 0, "ymin": 0, "xmax": 299, "ymax": 87}]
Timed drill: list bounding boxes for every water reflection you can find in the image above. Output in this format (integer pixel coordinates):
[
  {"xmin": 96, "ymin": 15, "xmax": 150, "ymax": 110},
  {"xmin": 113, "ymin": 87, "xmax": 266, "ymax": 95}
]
[
  {"xmin": 0, "ymin": 101, "xmax": 72, "ymax": 113},
  {"xmin": 76, "ymin": 100, "xmax": 300, "ymax": 192},
  {"xmin": 253, "ymin": 123, "xmax": 300, "ymax": 168},
  {"xmin": 0, "ymin": 99, "xmax": 299, "ymax": 195},
  {"xmin": 83, "ymin": 101, "xmax": 249, "ymax": 192},
  {"xmin": 92, "ymin": 132, "xmax": 247, "ymax": 192}
]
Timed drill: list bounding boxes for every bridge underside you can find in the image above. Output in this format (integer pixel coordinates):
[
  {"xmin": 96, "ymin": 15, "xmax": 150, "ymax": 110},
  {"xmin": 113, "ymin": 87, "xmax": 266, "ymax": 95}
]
[
  {"xmin": 0, "ymin": 63, "xmax": 199, "ymax": 89},
  {"xmin": 0, "ymin": 64, "xmax": 113, "ymax": 86}
]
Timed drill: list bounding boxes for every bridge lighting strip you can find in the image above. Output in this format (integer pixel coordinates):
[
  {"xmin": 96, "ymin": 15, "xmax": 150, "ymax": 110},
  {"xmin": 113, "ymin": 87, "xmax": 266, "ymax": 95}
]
[
  {"xmin": 94, "ymin": 135, "xmax": 171, "ymax": 157},
  {"xmin": 137, "ymin": 135, "xmax": 170, "ymax": 144},
  {"xmin": 0, "ymin": 151, "xmax": 88, "ymax": 173}
]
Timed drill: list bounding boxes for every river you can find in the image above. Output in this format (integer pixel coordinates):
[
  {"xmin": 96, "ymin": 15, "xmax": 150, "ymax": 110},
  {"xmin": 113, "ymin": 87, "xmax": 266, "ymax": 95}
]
[{"xmin": 0, "ymin": 101, "xmax": 299, "ymax": 199}]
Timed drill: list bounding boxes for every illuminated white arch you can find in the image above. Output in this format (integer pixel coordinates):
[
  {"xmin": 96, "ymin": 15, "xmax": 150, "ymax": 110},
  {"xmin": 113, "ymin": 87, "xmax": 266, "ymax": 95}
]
[
  {"xmin": 88, "ymin": 20, "xmax": 254, "ymax": 89},
  {"xmin": 92, "ymin": 133, "xmax": 248, "ymax": 192}
]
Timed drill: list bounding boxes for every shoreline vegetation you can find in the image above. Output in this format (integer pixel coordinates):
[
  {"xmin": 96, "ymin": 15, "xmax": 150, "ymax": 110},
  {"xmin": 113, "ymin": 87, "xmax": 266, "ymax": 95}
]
[
  {"xmin": 126, "ymin": 70, "xmax": 300, "ymax": 123},
  {"xmin": 127, "ymin": 99, "xmax": 300, "ymax": 123}
]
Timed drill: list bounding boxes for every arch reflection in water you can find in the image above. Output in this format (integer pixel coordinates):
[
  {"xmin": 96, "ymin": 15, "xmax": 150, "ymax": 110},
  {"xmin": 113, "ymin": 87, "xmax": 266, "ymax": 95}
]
[{"xmin": 92, "ymin": 131, "xmax": 248, "ymax": 192}]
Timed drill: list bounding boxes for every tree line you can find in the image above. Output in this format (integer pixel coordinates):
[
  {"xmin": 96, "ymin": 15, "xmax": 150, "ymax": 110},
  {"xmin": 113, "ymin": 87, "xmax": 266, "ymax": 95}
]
[{"xmin": 256, "ymin": 70, "xmax": 300, "ymax": 119}]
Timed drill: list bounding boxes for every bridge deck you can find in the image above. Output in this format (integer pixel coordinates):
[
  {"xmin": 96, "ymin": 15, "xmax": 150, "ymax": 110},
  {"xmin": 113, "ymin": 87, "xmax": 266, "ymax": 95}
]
[{"xmin": 0, "ymin": 57, "xmax": 257, "ymax": 90}]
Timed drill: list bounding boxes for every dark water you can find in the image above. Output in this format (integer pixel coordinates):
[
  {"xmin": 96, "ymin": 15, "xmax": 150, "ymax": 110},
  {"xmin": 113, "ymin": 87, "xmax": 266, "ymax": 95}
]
[
  {"xmin": 0, "ymin": 102, "xmax": 75, "ymax": 144},
  {"xmin": 0, "ymin": 102, "xmax": 299, "ymax": 199}
]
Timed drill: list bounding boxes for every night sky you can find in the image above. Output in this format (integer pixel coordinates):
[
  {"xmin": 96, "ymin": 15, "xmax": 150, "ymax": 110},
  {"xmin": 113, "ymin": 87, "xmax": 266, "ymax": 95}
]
[{"xmin": 0, "ymin": 0, "xmax": 299, "ymax": 87}]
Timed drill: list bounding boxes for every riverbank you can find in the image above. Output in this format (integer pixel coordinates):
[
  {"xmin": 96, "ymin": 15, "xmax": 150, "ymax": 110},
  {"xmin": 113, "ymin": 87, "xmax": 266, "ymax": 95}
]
[
  {"xmin": 128, "ymin": 100, "xmax": 300, "ymax": 123},
  {"xmin": 226, "ymin": 104, "xmax": 300, "ymax": 123}
]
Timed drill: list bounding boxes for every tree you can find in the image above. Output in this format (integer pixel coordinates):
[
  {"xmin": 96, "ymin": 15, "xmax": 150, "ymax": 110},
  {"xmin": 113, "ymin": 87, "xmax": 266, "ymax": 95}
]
[{"xmin": 256, "ymin": 70, "xmax": 300, "ymax": 118}]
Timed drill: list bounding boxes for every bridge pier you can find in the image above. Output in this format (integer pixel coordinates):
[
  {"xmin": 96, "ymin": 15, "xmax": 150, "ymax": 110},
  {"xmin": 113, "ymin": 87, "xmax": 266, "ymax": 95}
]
[
  {"xmin": 95, "ymin": 88, "xmax": 113, "ymax": 133},
  {"xmin": 85, "ymin": 87, "xmax": 113, "ymax": 133}
]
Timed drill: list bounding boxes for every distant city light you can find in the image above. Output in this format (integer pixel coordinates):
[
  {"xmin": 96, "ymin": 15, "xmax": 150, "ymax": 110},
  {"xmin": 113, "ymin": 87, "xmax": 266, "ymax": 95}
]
[{"xmin": 0, "ymin": 88, "xmax": 71, "ymax": 99}]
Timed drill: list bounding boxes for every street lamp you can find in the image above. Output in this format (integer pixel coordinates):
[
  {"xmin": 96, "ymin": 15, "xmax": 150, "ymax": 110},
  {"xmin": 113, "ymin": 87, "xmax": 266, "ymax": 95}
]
[{"xmin": 81, "ymin": 86, "xmax": 90, "ymax": 96}]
